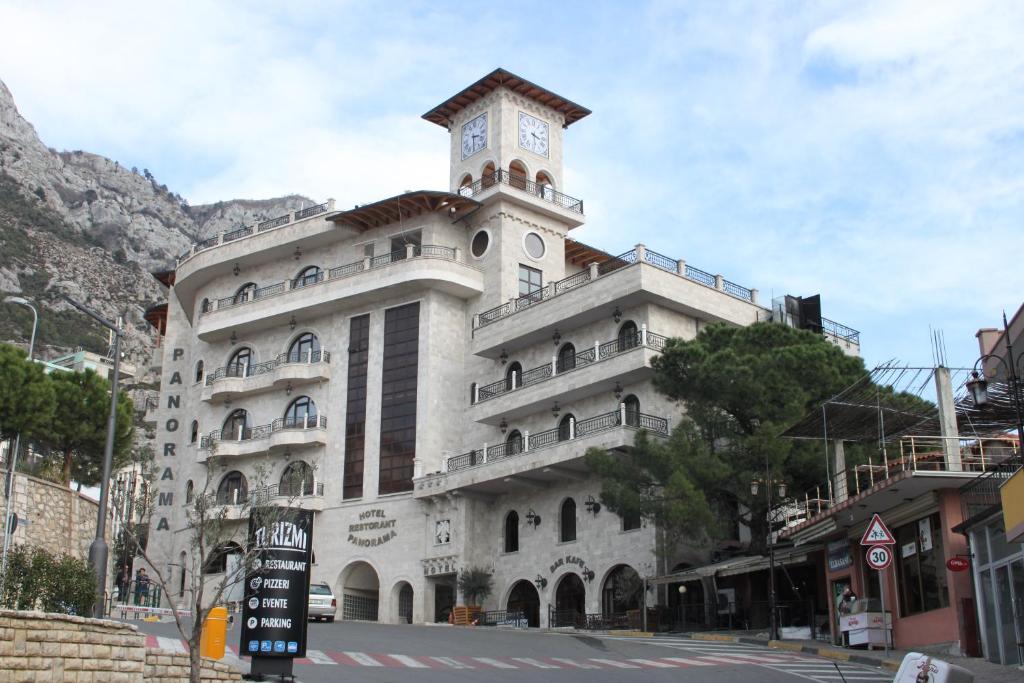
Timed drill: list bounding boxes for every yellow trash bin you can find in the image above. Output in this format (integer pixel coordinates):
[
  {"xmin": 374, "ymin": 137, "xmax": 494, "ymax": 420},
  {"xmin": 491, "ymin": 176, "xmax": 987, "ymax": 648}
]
[{"xmin": 200, "ymin": 606, "xmax": 228, "ymax": 660}]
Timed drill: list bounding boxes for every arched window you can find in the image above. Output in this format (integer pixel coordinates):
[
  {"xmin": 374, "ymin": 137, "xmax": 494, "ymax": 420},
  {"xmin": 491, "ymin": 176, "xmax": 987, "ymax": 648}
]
[
  {"xmin": 200, "ymin": 298, "xmax": 210, "ymax": 314},
  {"xmin": 216, "ymin": 471, "xmax": 247, "ymax": 505},
  {"xmin": 292, "ymin": 265, "xmax": 323, "ymax": 289},
  {"xmin": 558, "ymin": 414, "xmax": 575, "ymax": 442},
  {"xmin": 504, "ymin": 511, "xmax": 519, "ymax": 553},
  {"xmin": 279, "ymin": 461, "xmax": 314, "ymax": 497},
  {"xmin": 222, "ymin": 409, "xmax": 251, "ymax": 441},
  {"xmin": 623, "ymin": 395, "xmax": 640, "ymax": 428},
  {"xmin": 481, "ymin": 161, "xmax": 497, "ymax": 188},
  {"xmin": 458, "ymin": 174, "xmax": 474, "ymax": 197},
  {"xmin": 560, "ymin": 498, "xmax": 577, "ymax": 543},
  {"xmin": 283, "ymin": 396, "xmax": 317, "ymax": 429},
  {"xmin": 194, "ymin": 360, "xmax": 204, "ymax": 383},
  {"xmin": 190, "ymin": 420, "xmax": 199, "ymax": 444},
  {"xmin": 618, "ymin": 321, "xmax": 639, "ymax": 352},
  {"xmin": 185, "ymin": 480, "xmax": 194, "ymax": 504},
  {"xmin": 233, "ymin": 282, "xmax": 257, "ymax": 305},
  {"xmin": 536, "ymin": 171, "xmax": 555, "ymax": 201},
  {"xmin": 506, "ymin": 430, "xmax": 523, "ymax": 456},
  {"xmin": 509, "ymin": 160, "xmax": 528, "ymax": 190},
  {"xmin": 505, "ymin": 361, "xmax": 522, "ymax": 392},
  {"xmin": 557, "ymin": 343, "xmax": 576, "ymax": 373},
  {"xmin": 227, "ymin": 347, "xmax": 252, "ymax": 378},
  {"xmin": 203, "ymin": 541, "xmax": 242, "ymax": 575},
  {"xmin": 287, "ymin": 333, "xmax": 320, "ymax": 363}
]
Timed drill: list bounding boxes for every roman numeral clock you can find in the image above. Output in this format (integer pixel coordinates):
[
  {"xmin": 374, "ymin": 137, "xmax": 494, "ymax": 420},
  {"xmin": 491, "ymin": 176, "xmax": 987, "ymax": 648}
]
[{"xmin": 518, "ymin": 112, "xmax": 549, "ymax": 157}]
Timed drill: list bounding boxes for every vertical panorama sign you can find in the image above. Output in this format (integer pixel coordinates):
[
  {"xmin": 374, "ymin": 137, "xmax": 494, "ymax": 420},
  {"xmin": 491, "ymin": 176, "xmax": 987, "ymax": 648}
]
[{"xmin": 240, "ymin": 507, "xmax": 314, "ymax": 663}]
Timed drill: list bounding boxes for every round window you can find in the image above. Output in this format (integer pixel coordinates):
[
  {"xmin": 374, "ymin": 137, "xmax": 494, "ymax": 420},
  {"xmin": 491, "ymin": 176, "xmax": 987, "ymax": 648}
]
[
  {"xmin": 471, "ymin": 230, "xmax": 490, "ymax": 258},
  {"xmin": 524, "ymin": 232, "xmax": 545, "ymax": 259}
]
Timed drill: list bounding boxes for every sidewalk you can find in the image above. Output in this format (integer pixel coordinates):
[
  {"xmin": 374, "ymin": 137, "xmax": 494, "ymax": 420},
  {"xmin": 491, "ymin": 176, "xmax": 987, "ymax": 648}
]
[{"xmin": 679, "ymin": 632, "xmax": 1023, "ymax": 683}]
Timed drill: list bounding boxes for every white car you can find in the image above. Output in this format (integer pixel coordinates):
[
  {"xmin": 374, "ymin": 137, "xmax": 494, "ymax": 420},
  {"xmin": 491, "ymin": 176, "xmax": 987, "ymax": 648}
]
[{"xmin": 308, "ymin": 583, "xmax": 337, "ymax": 622}]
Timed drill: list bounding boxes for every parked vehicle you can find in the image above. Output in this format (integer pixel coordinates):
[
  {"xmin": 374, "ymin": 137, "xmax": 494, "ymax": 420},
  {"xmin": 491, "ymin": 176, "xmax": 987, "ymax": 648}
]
[{"xmin": 308, "ymin": 583, "xmax": 336, "ymax": 622}]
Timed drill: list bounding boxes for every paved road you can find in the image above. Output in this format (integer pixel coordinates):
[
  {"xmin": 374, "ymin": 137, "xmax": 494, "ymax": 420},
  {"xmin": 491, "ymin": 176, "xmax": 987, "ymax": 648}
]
[{"xmin": 134, "ymin": 619, "xmax": 893, "ymax": 682}]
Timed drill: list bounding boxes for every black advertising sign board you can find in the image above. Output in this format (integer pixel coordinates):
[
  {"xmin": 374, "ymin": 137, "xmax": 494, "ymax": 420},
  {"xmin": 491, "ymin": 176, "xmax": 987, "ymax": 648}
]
[{"xmin": 240, "ymin": 507, "xmax": 314, "ymax": 661}]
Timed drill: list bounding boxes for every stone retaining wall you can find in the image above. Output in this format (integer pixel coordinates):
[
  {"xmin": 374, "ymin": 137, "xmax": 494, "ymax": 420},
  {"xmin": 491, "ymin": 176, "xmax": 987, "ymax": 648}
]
[
  {"xmin": 0, "ymin": 610, "xmax": 241, "ymax": 682},
  {"xmin": 0, "ymin": 471, "xmax": 105, "ymax": 560},
  {"xmin": 144, "ymin": 650, "xmax": 240, "ymax": 682}
]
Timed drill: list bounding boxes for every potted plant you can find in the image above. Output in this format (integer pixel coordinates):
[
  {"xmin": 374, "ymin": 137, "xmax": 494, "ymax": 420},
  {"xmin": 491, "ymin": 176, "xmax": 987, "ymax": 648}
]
[{"xmin": 453, "ymin": 567, "xmax": 493, "ymax": 625}]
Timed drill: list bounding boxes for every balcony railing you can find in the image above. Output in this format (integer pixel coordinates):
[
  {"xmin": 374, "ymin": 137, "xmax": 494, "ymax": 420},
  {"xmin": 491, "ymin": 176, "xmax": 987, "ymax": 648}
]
[
  {"xmin": 201, "ymin": 244, "xmax": 460, "ymax": 316},
  {"xmin": 251, "ymin": 481, "xmax": 325, "ymax": 505},
  {"xmin": 459, "ymin": 169, "xmax": 583, "ymax": 214},
  {"xmin": 790, "ymin": 435, "xmax": 1020, "ymax": 525},
  {"xmin": 444, "ymin": 407, "xmax": 669, "ymax": 473},
  {"xmin": 473, "ymin": 328, "xmax": 668, "ymax": 404},
  {"xmin": 176, "ymin": 201, "xmax": 334, "ymax": 266},
  {"xmin": 959, "ymin": 462, "xmax": 1021, "ymax": 526},
  {"xmin": 822, "ymin": 317, "xmax": 861, "ymax": 345},
  {"xmin": 199, "ymin": 414, "xmax": 327, "ymax": 450},
  {"xmin": 473, "ymin": 244, "xmax": 758, "ymax": 330},
  {"xmin": 205, "ymin": 349, "xmax": 330, "ymax": 386}
]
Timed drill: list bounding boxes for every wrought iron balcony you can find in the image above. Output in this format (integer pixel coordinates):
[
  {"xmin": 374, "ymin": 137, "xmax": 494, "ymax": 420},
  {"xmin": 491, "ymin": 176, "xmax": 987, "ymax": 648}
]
[
  {"xmin": 250, "ymin": 481, "xmax": 325, "ymax": 505},
  {"xmin": 459, "ymin": 169, "xmax": 583, "ymax": 214},
  {"xmin": 444, "ymin": 407, "xmax": 669, "ymax": 473},
  {"xmin": 202, "ymin": 244, "xmax": 459, "ymax": 316},
  {"xmin": 176, "ymin": 200, "xmax": 334, "ymax": 266},
  {"xmin": 199, "ymin": 415, "xmax": 327, "ymax": 450},
  {"xmin": 205, "ymin": 350, "xmax": 331, "ymax": 386},
  {"xmin": 473, "ymin": 245, "xmax": 757, "ymax": 329},
  {"xmin": 473, "ymin": 328, "xmax": 667, "ymax": 404}
]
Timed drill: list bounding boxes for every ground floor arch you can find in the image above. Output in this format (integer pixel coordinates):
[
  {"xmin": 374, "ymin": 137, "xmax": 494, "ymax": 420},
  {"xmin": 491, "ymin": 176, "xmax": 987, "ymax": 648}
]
[
  {"xmin": 392, "ymin": 580, "xmax": 414, "ymax": 624},
  {"xmin": 601, "ymin": 564, "xmax": 642, "ymax": 615},
  {"xmin": 338, "ymin": 561, "xmax": 380, "ymax": 622},
  {"xmin": 506, "ymin": 579, "xmax": 541, "ymax": 627},
  {"xmin": 553, "ymin": 573, "xmax": 586, "ymax": 627}
]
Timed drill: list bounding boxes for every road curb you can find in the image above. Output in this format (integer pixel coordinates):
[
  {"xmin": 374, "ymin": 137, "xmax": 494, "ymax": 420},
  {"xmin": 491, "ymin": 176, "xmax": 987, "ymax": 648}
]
[{"xmin": 682, "ymin": 633, "xmax": 902, "ymax": 671}]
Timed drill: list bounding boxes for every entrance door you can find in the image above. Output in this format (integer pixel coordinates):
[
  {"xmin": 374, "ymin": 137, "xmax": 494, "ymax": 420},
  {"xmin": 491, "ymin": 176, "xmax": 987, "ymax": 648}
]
[
  {"xmin": 507, "ymin": 580, "xmax": 541, "ymax": 627},
  {"xmin": 434, "ymin": 582, "xmax": 455, "ymax": 622},
  {"xmin": 554, "ymin": 573, "xmax": 586, "ymax": 627}
]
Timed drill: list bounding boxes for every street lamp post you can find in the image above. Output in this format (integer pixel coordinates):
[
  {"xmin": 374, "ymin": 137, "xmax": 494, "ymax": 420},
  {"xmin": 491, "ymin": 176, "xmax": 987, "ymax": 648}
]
[
  {"xmin": 0, "ymin": 296, "xmax": 39, "ymax": 596},
  {"xmin": 965, "ymin": 311, "xmax": 1024, "ymax": 465},
  {"xmin": 62, "ymin": 296, "xmax": 123, "ymax": 618},
  {"xmin": 751, "ymin": 473, "xmax": 787, "ymax": 641}
]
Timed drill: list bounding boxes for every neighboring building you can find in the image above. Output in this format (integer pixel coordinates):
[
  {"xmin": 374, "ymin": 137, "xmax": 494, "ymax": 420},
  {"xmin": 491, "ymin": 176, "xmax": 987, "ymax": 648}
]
[
  {"xmin": 954, "ymin": 304, "xmax": 1024, "ymax": 666},
  {"xmin": 143, "ymin": 69, "xmax": 859, "ymax": 626},
  {"xmin": 47, "ymin": 346, "xmax": 137, "ymax": 383}
]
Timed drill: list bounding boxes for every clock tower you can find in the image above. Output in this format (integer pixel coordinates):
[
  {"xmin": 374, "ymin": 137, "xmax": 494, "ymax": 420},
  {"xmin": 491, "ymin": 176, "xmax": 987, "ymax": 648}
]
[{"xmin": 421, "ymin": 69, "xmax": 591, "ymax": 200}]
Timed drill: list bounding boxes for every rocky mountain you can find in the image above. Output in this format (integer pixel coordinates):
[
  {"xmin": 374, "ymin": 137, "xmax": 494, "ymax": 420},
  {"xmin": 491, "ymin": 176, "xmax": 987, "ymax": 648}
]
[{"xmin": 0, "ymin": 78, "xmax": 315, "ymax": 373}]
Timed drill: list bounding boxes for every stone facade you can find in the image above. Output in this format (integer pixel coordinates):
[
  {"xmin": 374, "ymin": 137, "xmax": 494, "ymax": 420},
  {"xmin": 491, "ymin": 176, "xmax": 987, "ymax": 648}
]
[
  {"xmin": 144, "ymin": 650, "xmax": 240, "ymax": 682},
  {"xmin": 0, "ymin": 472, "xmax": 106, "ymax": 560},
  {"xmin": 144, "ymin": 70, "xmax": 860, "ymax": 632}
]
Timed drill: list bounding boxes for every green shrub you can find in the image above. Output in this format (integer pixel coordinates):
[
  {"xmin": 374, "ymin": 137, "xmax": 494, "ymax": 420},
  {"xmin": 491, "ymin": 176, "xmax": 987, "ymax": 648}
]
[{"xmin": 0, "ymin": 545, "xmax": 95, "ymax": 615}]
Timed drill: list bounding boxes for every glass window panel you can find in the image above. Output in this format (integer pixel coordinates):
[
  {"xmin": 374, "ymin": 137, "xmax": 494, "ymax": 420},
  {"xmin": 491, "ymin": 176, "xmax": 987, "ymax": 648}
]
[
  {"xmin": 378, "ymin": 303, "xmax": 419, "ymax": 494},
  {"xmin": 343, "ymin": 315, "xmax": 370, "ymax": 499},
  {"xmin": 990, "ymin": 520, "xmax": 1017, "ymax": 564},
  {"xmin": 996, "ymin": 566, "xmax": 1019, "ymax": 665},
  {"xmin": 980, "ymin": 569, "xmax": 1000, "ymax": 663}
]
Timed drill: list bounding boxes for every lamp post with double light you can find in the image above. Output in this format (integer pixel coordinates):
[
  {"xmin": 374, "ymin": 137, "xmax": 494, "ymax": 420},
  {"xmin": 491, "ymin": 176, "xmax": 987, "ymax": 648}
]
[
  {"xmin": 965, "ymin": 311, "xmax": 1024, "ymax": 465},
  {"xmin": 0, "ymin": 296, "xmax": 39, "ymax": 596},
  {"xmin": 751, "ymin": 475, "xmax": 787, "ymax": 641}
]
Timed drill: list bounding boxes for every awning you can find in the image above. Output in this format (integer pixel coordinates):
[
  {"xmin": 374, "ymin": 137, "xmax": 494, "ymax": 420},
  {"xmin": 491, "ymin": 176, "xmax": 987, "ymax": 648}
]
[{"xmin": 647, "ymin": 545, "xmax": 824, "ymax": 585}]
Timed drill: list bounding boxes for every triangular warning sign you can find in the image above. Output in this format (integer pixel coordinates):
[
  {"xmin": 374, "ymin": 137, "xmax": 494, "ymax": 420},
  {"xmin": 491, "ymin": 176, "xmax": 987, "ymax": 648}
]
[{"xmin": 860, "ymin": 514, "xmax": 896, "ymax": 546}]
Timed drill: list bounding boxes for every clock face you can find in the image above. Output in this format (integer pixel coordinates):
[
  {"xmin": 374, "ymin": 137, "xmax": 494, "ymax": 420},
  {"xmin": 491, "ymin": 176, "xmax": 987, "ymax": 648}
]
[
  {"xmin": 519, "ymin": 112, "xmax": 549, "ymax": 157},
  {"xmin": 461, "ymin": 113, "xmax": 487, "ymax": 160}
]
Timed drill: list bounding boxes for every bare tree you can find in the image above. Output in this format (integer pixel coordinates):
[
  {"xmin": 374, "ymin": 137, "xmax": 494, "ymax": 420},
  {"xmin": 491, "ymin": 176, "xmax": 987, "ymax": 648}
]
[{"xmin": 123, "ymin": 450, "xmax": 301, "ymax": 683}]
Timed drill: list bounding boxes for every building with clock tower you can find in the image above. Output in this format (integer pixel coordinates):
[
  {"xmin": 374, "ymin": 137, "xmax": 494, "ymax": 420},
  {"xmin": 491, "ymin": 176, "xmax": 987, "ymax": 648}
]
[{"xmin": 143, "ymin": 68, "xmax": 860, "ymax": 630}]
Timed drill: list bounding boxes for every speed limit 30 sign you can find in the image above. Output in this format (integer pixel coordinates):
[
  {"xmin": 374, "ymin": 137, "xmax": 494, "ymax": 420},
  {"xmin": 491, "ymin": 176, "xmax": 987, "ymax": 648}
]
[{"xmin": 866, "ymin": 544, "xmax": 893, "ymax": 570}]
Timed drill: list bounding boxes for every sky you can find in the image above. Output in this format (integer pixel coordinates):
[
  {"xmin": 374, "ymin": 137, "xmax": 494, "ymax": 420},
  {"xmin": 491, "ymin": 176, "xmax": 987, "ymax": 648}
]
[{"xmin": 1, "ymin": 0, "xmax": 1022, "ymax": 373}]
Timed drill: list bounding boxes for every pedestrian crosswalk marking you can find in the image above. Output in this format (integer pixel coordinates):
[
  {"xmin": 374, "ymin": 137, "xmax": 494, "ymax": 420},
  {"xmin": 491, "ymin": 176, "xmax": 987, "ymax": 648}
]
[
  {"xmin": 430, "ymin": 656, "xmax": 473, "ymax": 669},
  {"xmin": 473, "ymin": 657, "xmax": 518, "ymax": 669},
  {"xmin": 662, "ymin": 656, "xmax": 714, "ymax": 666},
  {"xmin": 589, "ymin": 658, "xmax": 640, "ymax": 668},
  {"xmin": 628, "ymin": 658, "xmax": 676, "ymax": 668},
  {"xmin": 305, "ymin": 649, "xmax": 336, "ymax": 665},
  {"xmin": 387, "ymin": 654, "xmax": 429, "ymax": 668},
  {"xmin": 550, "ymin": 657, "xmax": 600, "ymax": 669},
  {"xmin": 345, "ymin": 651, "xmax": 382, "ymax": 666},
  {"xmin": 511, "ymin": 657, "xmax": 559, "ymax": 668}
]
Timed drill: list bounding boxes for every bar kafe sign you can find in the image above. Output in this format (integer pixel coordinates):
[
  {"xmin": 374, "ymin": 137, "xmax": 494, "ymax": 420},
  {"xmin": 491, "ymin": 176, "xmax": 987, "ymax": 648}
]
[{"xmin": 240, "ymin": 508, "xmax": 314, "ymax": 666}]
